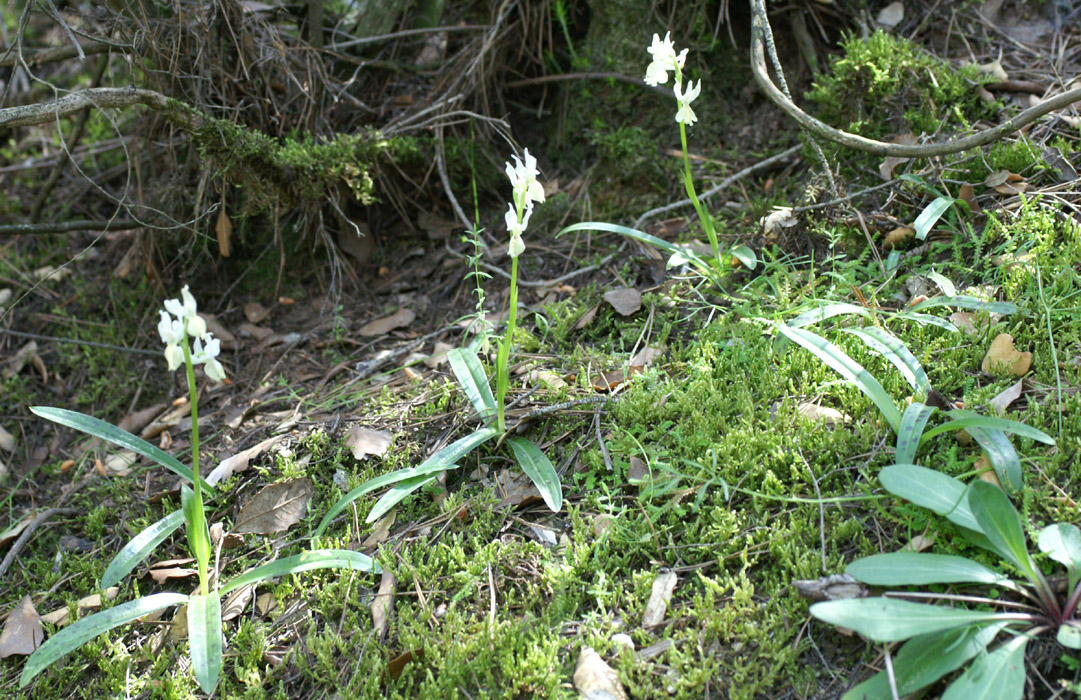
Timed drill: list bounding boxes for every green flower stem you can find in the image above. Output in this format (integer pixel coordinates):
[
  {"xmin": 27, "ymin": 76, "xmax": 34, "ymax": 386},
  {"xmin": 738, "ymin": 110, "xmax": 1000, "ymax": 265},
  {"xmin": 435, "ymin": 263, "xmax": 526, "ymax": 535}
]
[
  {"xmin": 674, "ymin": 66, "xmax": 721, "ymax": 270},
  {"xmin": 495, "ymin": 198, "xmax": 525, "ymax": 433},
  {"xmin": 180, "ymin": 328, "xmax": 209, "ymax": 597}
]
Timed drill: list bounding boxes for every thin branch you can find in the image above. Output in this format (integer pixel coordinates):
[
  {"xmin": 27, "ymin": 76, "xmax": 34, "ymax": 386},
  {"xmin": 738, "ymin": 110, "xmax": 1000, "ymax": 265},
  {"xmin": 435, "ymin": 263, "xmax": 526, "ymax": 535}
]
[
  {"xmin": 0, "ymin": 40, "xmax": 113, "ymax": 68},
  {"xmin": 0, "ymin": 87, "xmax": 200, "ymax": 130},
  {"xmin": 0, "ymin": 219, "xmax": 141, "ymax": 237},
  {"xmin": 748, "ymin": 0, "xmax": 1081, "ymax": 157}
]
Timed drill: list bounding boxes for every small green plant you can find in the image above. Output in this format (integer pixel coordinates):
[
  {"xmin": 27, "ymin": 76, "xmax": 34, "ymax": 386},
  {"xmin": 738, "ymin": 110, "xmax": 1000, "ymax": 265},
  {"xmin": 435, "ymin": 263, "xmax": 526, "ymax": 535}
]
[
  {"xmin": 22, "ymin": 287, "xmax": 379, "ymax": 694},
  {"xmin": 559, "ymin": 31, "xmax": 756, "ymax": 277},
  {"xmin": 812, "ymin": 468, "xmax": 1081, "ymax": 700},
  {"xmin": 315, "ymin": 150, "xmax": 562, "ymax": 535}
]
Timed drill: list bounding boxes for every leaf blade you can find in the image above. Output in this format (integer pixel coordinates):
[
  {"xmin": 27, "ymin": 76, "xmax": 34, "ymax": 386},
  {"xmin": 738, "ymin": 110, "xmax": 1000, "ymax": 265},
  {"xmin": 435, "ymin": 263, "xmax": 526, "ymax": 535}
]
[
  {"xmin": 219, "ymin": 550, "xmax": 380, "ymax": 596},
  {"xmin": 846, "ymin": 552, "xmax": 1006, "ymax": 586},
  {"xmin": 99, "ymin": 509, "xmax": 185, "ymax": 590},
  {"xmin": 840, "ymin": 326, "xmax": 930, "ymax": 394},
  {"xmin": 505, "ymin": 437, "xmax": 562, "ymax": 512},
  {"xmin": 811, "ymin": 597, "xmax": 1011, "ymax": 642},
  {"xmin": 896, "ymin": 402, "xmax": 936, "ymax": 464},
  {"xmin": 940, "ymin": 634, "xmax": 1028, "ymax": 700},
  {"xmin": 447, "ymin": 348, "xmax": 497, "ymax": 419},
  {"xmin": 187, "ymin": 592, "xmax": 222, "ymax": 694}
]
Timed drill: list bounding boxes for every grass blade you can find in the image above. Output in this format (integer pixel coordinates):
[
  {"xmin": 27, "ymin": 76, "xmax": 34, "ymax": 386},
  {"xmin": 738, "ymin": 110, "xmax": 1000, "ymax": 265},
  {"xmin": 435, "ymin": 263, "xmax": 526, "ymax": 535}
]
[
  {"xmin": 786, "ymin": 303, "xmax": 871, "ymax": 329},
  {"xmin": 447, "ymin": 348, "xmax": 497, "ymax": 419},
  {"xmin": 777, "ymin": 324, "xmax": 901, "ymax": 431},
  {"xmin": 100, "ymin": 509, "xmax": 185, "ymax": 589},
  {"xmin": 29, "ymin": 407, "xmax": 213, "ymax": 493},
  {"xmin": 919, "ymin": 410, "xmax": 1055, "ymax": 446},
  {"xmin": 20, "ymin": 592, "xmax": 188, "ymax": 687},
  {"xmin": 506, "ymin": 437, "xmax": 562, "ymax": 512},
  {"xmin": 314, "ymin": 427, "xmax": 500, "ymax": 537},
  {"xmin": 846, "ymin": 552, "xmax": 1006, "ymax": 586},
  {"xmin": 811, "ymin": 598, "xmax": 1012, "ymax": 642},
  {"xmin": 967, "ymin": 426, "xmax": 1023, "ymax": 494},
  {"xmin": 558, "ymin": 222, "xmax": 713, "ymax": 273},
  {"xmin": 892, "ymin": 311, "xmax": 960, "ymax": 333},
  {"xmin": 220, "ymin": 550, "xmax": 380, "ymax": 596},
  {"xmin": 940, "ymin": 635, "xmax": 1028, "ymax": 700},
  {"xmin": 187, "ymin": 592, "xmax": 222, "ymax": 694},
  {"xmin": 896, "ymin": 402, "xmax": 936, "ymax": 464},
  {"xmin": 909, "ymin": 296, "xmax": 1018, "ymax": 315},
  {"xmin": 367, "ymin": 474, "xmax": 438, "ymax": 523},
  {"xmin": 840, "ymin": 326, "xmax": 930, "ymax": 394}
]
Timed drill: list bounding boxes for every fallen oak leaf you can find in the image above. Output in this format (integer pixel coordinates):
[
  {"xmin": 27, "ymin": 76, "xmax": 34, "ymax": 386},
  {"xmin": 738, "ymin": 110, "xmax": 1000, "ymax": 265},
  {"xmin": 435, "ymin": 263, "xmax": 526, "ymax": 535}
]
[
  {"xmin": 359, "ymin": 308, "xmax": 415, "ymax": 337},
  {"xmin": 603, "ymin": 288, "xmax": 642, "ymax": 316},
  {"xmin": 345, "ymin": 426, "xmax": 393, "ymax": 460},
  {"xmin": 233, "ymin": 478, "xmax": 314, "ymax": 535},
  {"xmin": 0, "ymin": 595, "xmax": 43, "ymax": 658},
  {"xmin": 981, "ymin": 333, "xmax": 1032, "ymax": 377}
]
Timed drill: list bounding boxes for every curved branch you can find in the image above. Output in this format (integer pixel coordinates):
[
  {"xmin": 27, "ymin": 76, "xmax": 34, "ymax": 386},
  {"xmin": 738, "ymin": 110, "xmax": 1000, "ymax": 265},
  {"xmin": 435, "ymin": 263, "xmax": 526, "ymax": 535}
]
[
  {"xmin": 748, "ymin": 0, "xmax": 1081, "ymax": 157},
  {"xmin": 0, "ymin": 87, "xmax": 202, "ymax": 130},
  {"xmin": 0, "ymin": 40, "xmax": 114, "ymax": 68}
]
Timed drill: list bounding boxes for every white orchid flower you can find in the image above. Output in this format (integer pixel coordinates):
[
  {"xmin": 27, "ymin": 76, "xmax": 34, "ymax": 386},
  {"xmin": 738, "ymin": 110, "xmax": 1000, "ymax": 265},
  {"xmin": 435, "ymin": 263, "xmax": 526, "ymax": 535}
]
[
  {"xmin": 190, "ymin": 335, "xmax": 226, "ymax": 383},
  {"xmin": 674, "ymin": 79, "xmax": 701, "ymax": 125},
  {"xmin": 505, "ymin": 202, "xmax": 532, "ymax": 259},
  {"xmin": 505, "ymin": 149, "xmax": 545, "ymax": 207},
  {"xmin": 164, "ymin": 285, "xmax": 208, "ymax": 338},
  {"xmin": 644, "ymin": 32, "xmax": 687, "ymax": 86}
]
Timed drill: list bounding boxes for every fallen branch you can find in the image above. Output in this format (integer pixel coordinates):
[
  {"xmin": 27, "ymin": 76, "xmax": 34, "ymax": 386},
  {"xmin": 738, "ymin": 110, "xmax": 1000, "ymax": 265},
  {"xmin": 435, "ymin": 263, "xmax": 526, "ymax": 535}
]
[
  {"xmin": 748, "ymin": 0, "xmax": 1081, "ymax": 157},
  {"xmin": 0, "ymin": 219, "xmax": 141, "ymax": 237},
  {"xmin": 0, "ymin": 508, "xmax": 78, "ymax": 579},
  {"xmin": 0, "ymin": 87, "xmax": 201, "ymax": 130},
  {"xmin": 0, "ymin": 40, "xmax": 114, "ymax": 68}
]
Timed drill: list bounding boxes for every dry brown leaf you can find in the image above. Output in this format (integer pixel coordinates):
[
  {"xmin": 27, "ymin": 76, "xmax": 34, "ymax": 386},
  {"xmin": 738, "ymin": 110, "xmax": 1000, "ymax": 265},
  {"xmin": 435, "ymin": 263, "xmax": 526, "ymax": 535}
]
[
  {"xmin": 593, "ymin": 515, "xmax": 616, "ymax": 538},
  {"xmin": 102, "ymin": 449, "xmax": 138, "ymax": 477},
  {"xmin": 876, "ymin": 1, "xmax": 904, "ymax": 27},
  {"xmin": 200, "ymin": 314, "xmax": 238, "ymax": 350},
  {"xmin": 233, "ymin": 478, "xmax": 314, "ymax": 535},
  {"xmin": 345, "ymin": 426, "xmax": 393, "ymax": 460},
  {"xmin": 0, "ymin": 425, "xmax": 13, "ymax": 453},
  {"xmin": 255, "ymin": 592, "xmax": 277, "ymax": 617},
  {"xmin": 42, "ymin": 588, "xmax": 119, "ymax": 627},
  {"xmin": 958, "ymin": 183, "xmax": 980, "ymax": 212},
  {"xmin": 792, "ymin": 574, "xmax": 867, "ymax": 602},
  {"xmin": 117, "ymin": 404, "xmax": 167, "ymax": 436},
  {"xmin": 901, "ymin": 531, "xmax": 936, "ymax": 552},
  {"xmin": 238, "ymin": 322, "xmax": 274, "ymax": 341},
  {"xmin": 591, "ymin": 366, "xmax": 644, "ymax": 392},
  {"xmin": 642, "ymin": 571, "xmax": 678, "ymax": 629},
  {"xmin": 148, "ymin": 565, "xmax": 198, "ymax": 585},
  {"xmin": 982, "ymin": 334, "xmax": 1032, "ymax": 377},
  {"xmin": 371, "ymin": 571, "xmax": 396, "ymax": 641},
  {"xmin": 993, "ymin": 181, "xmax": 1029, "ymax": 195},
  {"xmin": 3, "ymin": 341, "xmax": 37, "ymax": 379},
  {"xmin": 949, "ymin": 311, "xmax": 985, "ymax": 337},
  {"xmin": 528, "ymin": 369, "xmax": 567, "ymax": 390},
  {"xmin": 983, "ymin": 170, "xmax": 1012, "ymax": 187},
  {"xmin": 424, "ymin": 341, "xmax": 453, "ymax": 369},
  {"xmin": 362, "ymin": 512, "xmax": 396, "ymax": 548},
  {"xmin": 385, "ymin": 649, "xmax": 423, "ymax": 680},
  {"xmin": 216, "ymin": 205, "xmax": 233, "ymax": 258},
  {"xmin": 575, "ymin": 303, "xmax": 600, "ymax": 330},
  {"xmin": 629, "ymin": 346, "xmax": 664, "ymax": 368},
  {"xmin": 978, "ymin": 59, "xmax": 1009, "ymax": 81},
  {"xmin": 883, "ymin": 226, "xmax": 915, "ymax": 249},
  {"xmin": 169, "ymin": 603, "xmax": 188, "ymax": 643},
  {"xmin": 796, "ymin": 401, "xmax": 850, "ymax": 427},
  {"xmin": 603, "ymin": 288, "xmax": 641, "ymax": 316},
  {"xmin": 627, "ymin": 456, "xmax": 650, "ymax": 483},
  {"xmin": 990, "ymin": 379, "xmax": 1025, "ymax": 414},
  {"xmin": 0, "ymin": 513, "xmax": 35, "ymax": 549},
  {"xmin": 359, "ymin": 308, "xmax": 415, "ymax": 337},
  {"xmin": 573, "ymin": 646, "xmax": 628, "ymax": 700},
  {"xmin": 139, "ymin": 401, "xmax": 191, "ymax": 440},
  {"xmin": 221, "ymin": 584, "xmax": 254, "ymax": 622},
  {"xmin": 206, "ymin": 435, "xmax": 286, "ymax": 485},
  {"xmin": 976, "ymin": 453, "xmax": 1001, "ymax": 487},
  {"xmin": 495, "ymin": 469, "xmax": 542, "ymax": 508},
  {"xmin": 243, "ymin": 302, "xmax": 271, "ymax": 324},
  {"xmin": 0, "ymin": 595, "xmax": 43, "ymax": 658}
]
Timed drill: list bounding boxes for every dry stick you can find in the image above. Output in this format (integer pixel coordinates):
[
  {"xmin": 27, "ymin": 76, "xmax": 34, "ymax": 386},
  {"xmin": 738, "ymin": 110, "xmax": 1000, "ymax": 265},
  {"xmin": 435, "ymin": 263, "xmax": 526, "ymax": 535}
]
[
  {"xmin": 0, "ymin": 219, "xmax": 141, "ymax": 237},
  {"xmin": 0, "ymin": 87, "xmax": 201, "ymax": 130},
  {"xmin": 0, "ymin": 40, "xmax": 113, "ymax": 68},
  {"xmin": 747, "ymin": 0, "xmax": 1081, "ymax": 157},
  {"xmin": 0, "ymin": 508, "xmax": 78, "ymax": 579}
]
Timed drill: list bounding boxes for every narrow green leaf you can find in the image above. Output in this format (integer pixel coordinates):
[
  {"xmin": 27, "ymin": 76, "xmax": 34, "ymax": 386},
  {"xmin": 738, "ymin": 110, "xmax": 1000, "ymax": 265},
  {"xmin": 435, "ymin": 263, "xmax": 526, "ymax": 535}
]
[
  {"xmin": 314, "ymin": 428, "xmax": 500, "ymax": 537},
  {"xmin": 20, "ymin": 592, "xmax": 188, "ymax": 687},
  {"xmin": 967, "ymin": 426, "xmax": 1023, "ymax": 494},
  {"xmin": 843, "ymin": 623, "xmax": 1006, "ymax": 700},
  {"xmin": 969, "ymin": 481, "xmax": 1035, "ymax": 578},
  {"xmin": 220, "ymin": 550, "xmax": 380, "ymax": 596},
  {"xmin": 896, "ymin": 403, "xmax": 936, "ymax": 464},
  {"xmin": 181, "ymin": 485, "xmax": 211, "ymax": 568},
  {"xmin": 1038, "ymin": 523, "xmax": 1081, "ymax": 590},
  {"xmin": 920, "ymin": 410, "xmax": 1055, "ymax": 446},
  {"xmin": 187, "ymin": 592, "xmax": 222, "ymax": 694},
  {"xmin": 878, "ymin": 465, "xmax": 979, "ymax": 533},
  {"xmin": 940, "ymin": 634, "xmax": 1028, "ymax": 700},
  {"xmin": 913, "ymin": 196, "xmax": 956, "ymax": 240},
  {"xmin": 729, "ymin": 244, "xmax": 757, "ymax": 271},
  {"xmin": 100, "ymin": 509, "xmax": 185, "ymax": 589},
  {"xmin": 892, "ymin": 311, "xmax": 960, "ymax": 333},
  {"xmin": 557, "ymin": 222, "xmax": 713, "ymax": 273},
  {"xmin": 840, "ymin": 326, "xmax": 931, "ymax": 394},
  {"xmin": 786, "ymin": 303, "xmax": 872, "ymax": 329},
  {"xmin": 1059, "ymin": 624, "xmax": 1081, "ymax": 649},
  {"xmin": 506, "ymin": 437, "xmax": 562, "ymax": 512},
  {"xmin": 927, "ymin": 269, "xmax": 957, "ymax": 297},
  {"xmin": 367, "ymin": 473, "xmax": 438, "ymax": 523},
  {"xmin": 846, "ymin": 552, "xmax": 1006, "ymax": 586},
  {"xmin": 811, "ymin": 598, "xmax": 1012, "ymax": 642},
  {"xmin": 909, "ymin": 295, "xmax": 1018, "ymax": 315},
  {"xmin": 447, "ymin": 348, "xmax": 497, "ymax": 419},
  {"xmin": 30, "ymin": 407, "xmax": 213, "ymax": 492},
  {"xmin": 777, "ymin": 324, "xmax": 901, "ymax": 431}
]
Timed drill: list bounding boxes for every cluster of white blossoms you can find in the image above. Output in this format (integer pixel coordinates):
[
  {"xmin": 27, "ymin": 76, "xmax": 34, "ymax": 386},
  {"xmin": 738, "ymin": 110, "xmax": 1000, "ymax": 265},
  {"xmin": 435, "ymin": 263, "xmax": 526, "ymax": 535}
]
[
  {"xmin": 644, "ymin": 32, "xmax": 700, "ymax": 126},
  {"xmin": 504, "ymin": 149, "xmax": 545, "ymax": 258},
  {"xmin": 158, "ymin": 285, "xmax": 226, "ymax": 382}
]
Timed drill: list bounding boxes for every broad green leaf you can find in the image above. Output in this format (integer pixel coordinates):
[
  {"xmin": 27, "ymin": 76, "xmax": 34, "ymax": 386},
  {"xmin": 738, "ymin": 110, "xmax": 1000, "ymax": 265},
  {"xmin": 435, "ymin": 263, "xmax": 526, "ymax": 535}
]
[
  {"xmin": 811, "ymin": 597, "xmax": 1012, "ymax": 642},
  {"xmin": 1059, "ymin": 624, "xmax": 1081, "ymax": 649},
  {"xmin": 30, "ymin": 407, "xmax": 213, "ymax": 492},
  {"xmin": 927, "ymin": 269, "xmax": 957, "ymax": 297},
  {"xmin": 913, "ymin": 196, "xmax": 956, "ymax": 240},
  {"xmin": 896, "ymin": 402, "xmax": 936, "ymax": 464},
  {"xmin": 220, "ymin": 549, "xmax": 380, "ymax": 596},
  {"xmin": 840, "ymin": 326, "xmax": 930, "ymax": 394},
  {"xmin": 892, "ymin": 311, "xmax": 960, "ymax": 333},
  {"xmin": 557, "ymin": 222, "xmax": 713, "ymax": 274},
  {"xmin": 909, "ymin": 295, "xmax": 1018, "ymax": 315},
  {"xmin": 846, "ymin": 552, "xmax": 1006, "ymax": 586},
  {"xmin": 314, "ymin": 427, "xmax": 500, "ymax": 537},
  {"xmin": 187, "ymin": 592, "xmax": 222, "ymax": 693},
  {"xmin": 20, "ymin": 592, "xmax": 188, "ymax": 687},
  {"xmin": 843, "ymin": 623, "xmax": 1006, "ymax": 700},
  {"xmin": 969, "ymin": 481, "xmax": 1035, "ymax": 579},
  {"xmin": 181, "ymin": 485, "xmax": 211, "ymax": 569},
  {"xmin": 729, "ymin": 244, "xmax": 757, "ymax": 271},
  {"xmin": 367, "ymin": 473, "xmax": 438, "ymax": 523},
  {"xmin": 940, "ymin": 634, "xmax": 1028, "ymax": 700},
  {"xmin": 1038, "ymin": 523, "xmax": 1081, "ymax": 590},
  {"xmin": 920, "ymin": 410, "xmax": 1055, "ymax": 446},
  {"xmin": 100, "ymin": 509, "xmax": 185, "ymax": 589},
  {"xmin": 966, "ymin": 426, "xmax": 1023, "ymax": 494},
  {"xmin": 786, "ymin": 303, "xmax": 872, "ymax": 329},
  {"xmin": 447, "ymin": 348, "xmax": 496, "ymax": 419},
  {"xmin": 777, "ymin": 324, "xmax": 901, "ymax": 431},
  {"xmin": 506, "ymin": 437, "xmax": 562, "ymax": 512}
]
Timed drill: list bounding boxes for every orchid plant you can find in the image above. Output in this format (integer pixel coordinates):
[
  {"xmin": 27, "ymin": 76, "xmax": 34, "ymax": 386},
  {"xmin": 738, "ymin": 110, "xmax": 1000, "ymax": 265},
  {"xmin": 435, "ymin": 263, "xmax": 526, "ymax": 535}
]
[
  {"xmin": 561, "ymin": 31, "xmax": 756, "ymax": 278},
  {"xmin": 23, "ymin": 286, "xmax": 379, "ymax": 694},
  {"xmin": 315, "ymin": 149, "xmax": 562, "ymax": 537}
]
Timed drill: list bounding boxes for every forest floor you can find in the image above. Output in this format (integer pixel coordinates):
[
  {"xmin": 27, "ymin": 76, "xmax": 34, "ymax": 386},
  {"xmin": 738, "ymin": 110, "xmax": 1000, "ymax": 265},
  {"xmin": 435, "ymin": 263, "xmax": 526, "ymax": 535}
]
[{"xmin": 2, "ymin": 1, "xmax": 1081, "ymax": 699}]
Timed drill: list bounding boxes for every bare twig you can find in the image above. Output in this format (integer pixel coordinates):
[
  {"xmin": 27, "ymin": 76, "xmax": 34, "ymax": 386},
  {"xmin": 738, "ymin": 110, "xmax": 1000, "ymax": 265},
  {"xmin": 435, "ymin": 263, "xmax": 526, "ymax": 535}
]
[
  {"xmin": 0, "ymin": 40, "xmax": 114, "ymax": 68},
  {"xmin": 0, "ymin": 508, "xmax": 79, "ymax": 579},
  {"xmin": 0, "ymin": 87, "xmax": 200, "ymax": 130},
  {"xmin": 0, "ymin": 219, "xmax": 141, "ymax": 237}
]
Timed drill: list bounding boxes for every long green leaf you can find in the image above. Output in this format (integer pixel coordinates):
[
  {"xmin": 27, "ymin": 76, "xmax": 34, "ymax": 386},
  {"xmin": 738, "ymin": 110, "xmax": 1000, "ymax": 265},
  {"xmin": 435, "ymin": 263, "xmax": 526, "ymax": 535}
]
[
  {"xmin": 187, "ymin": 592, "xmax": 222, "ymax": 694},
  {"xmin": 909, "ymin": 295, "xmax": 1018, "ymax": 315},
  {"xmin": 967, "ymin": 426, "xmax": 1023, "ymax": 494},
  {"xmin": 220, "ymin": 550, "xmax": 380, "ymax": 596},
  {"xmin": 940, "ymin": 634, "xmax": 1028, "ymax": 700},
  {"xmin": 878, "ymin": 465, "xmax": 992, "ymax": 545},
  {"xmin": 920, "ymin": 410, "xmax": 1055, "ymax": 446},
  {"xmin": 892, "ymin": 311, "xmax": 960, "ymax": 333},
  {"xmin": 557, "ymin": 222, "xmax": 713, "ymax": 274},
  {"xmin": 810, "ymin": 597, "xmax": 1013, "ymax": 642},
  {"xmin": 367, "ymin": 473, "xmax": 438, "ymax": 523},
  {"xmin": 1038, "ymin": 523, "xmax": 1081, "ymax": 590},
  {"xmin": 20, "ymin": 592, "xmax": 188, "ymax": 687},
  {"xmin": 843, "ymin": 623, "xmax": 1006, "ymax": 700},
  {"xmin": 29, "ymin": 407, "xmax": 213, "ymax": 493},
  {"xmin": 506, "ymin": 437, "xmax": 562, "ymax": 512},
  {"xmin": 314, "ymin": 427, "xmax": 500, "ymax": 537},
  {"xmin": 913, "ymin": 196, "xmax": 956, "ymax": 240},
  {"xmin": 777, "ymin": 324, "xmax": 901, "ymax": 430},
  {"xmin": 969, "ymin": 481, "xmax": 1035, "ymax": 579},
  {"xmin": 896, "ymin": 402, "xmax": 936, "ymax": 464},
  {"xmin": 840, "ymin": 326, "xmax": 930, "ymax": 394},
  {"xmin": 846, "ymin": 552, "xmax": 1006, "ymax": 586},
  {"xmin": 447, "ymin": 348, "xmax": 497, "ymax": 419},
  {"xmin": 786, "ymin": 303, "xmax": 872, "ymax": 329},
  {"xmin": 100, "ymin": 509, "xmax": 185, "ymax": 589}
]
